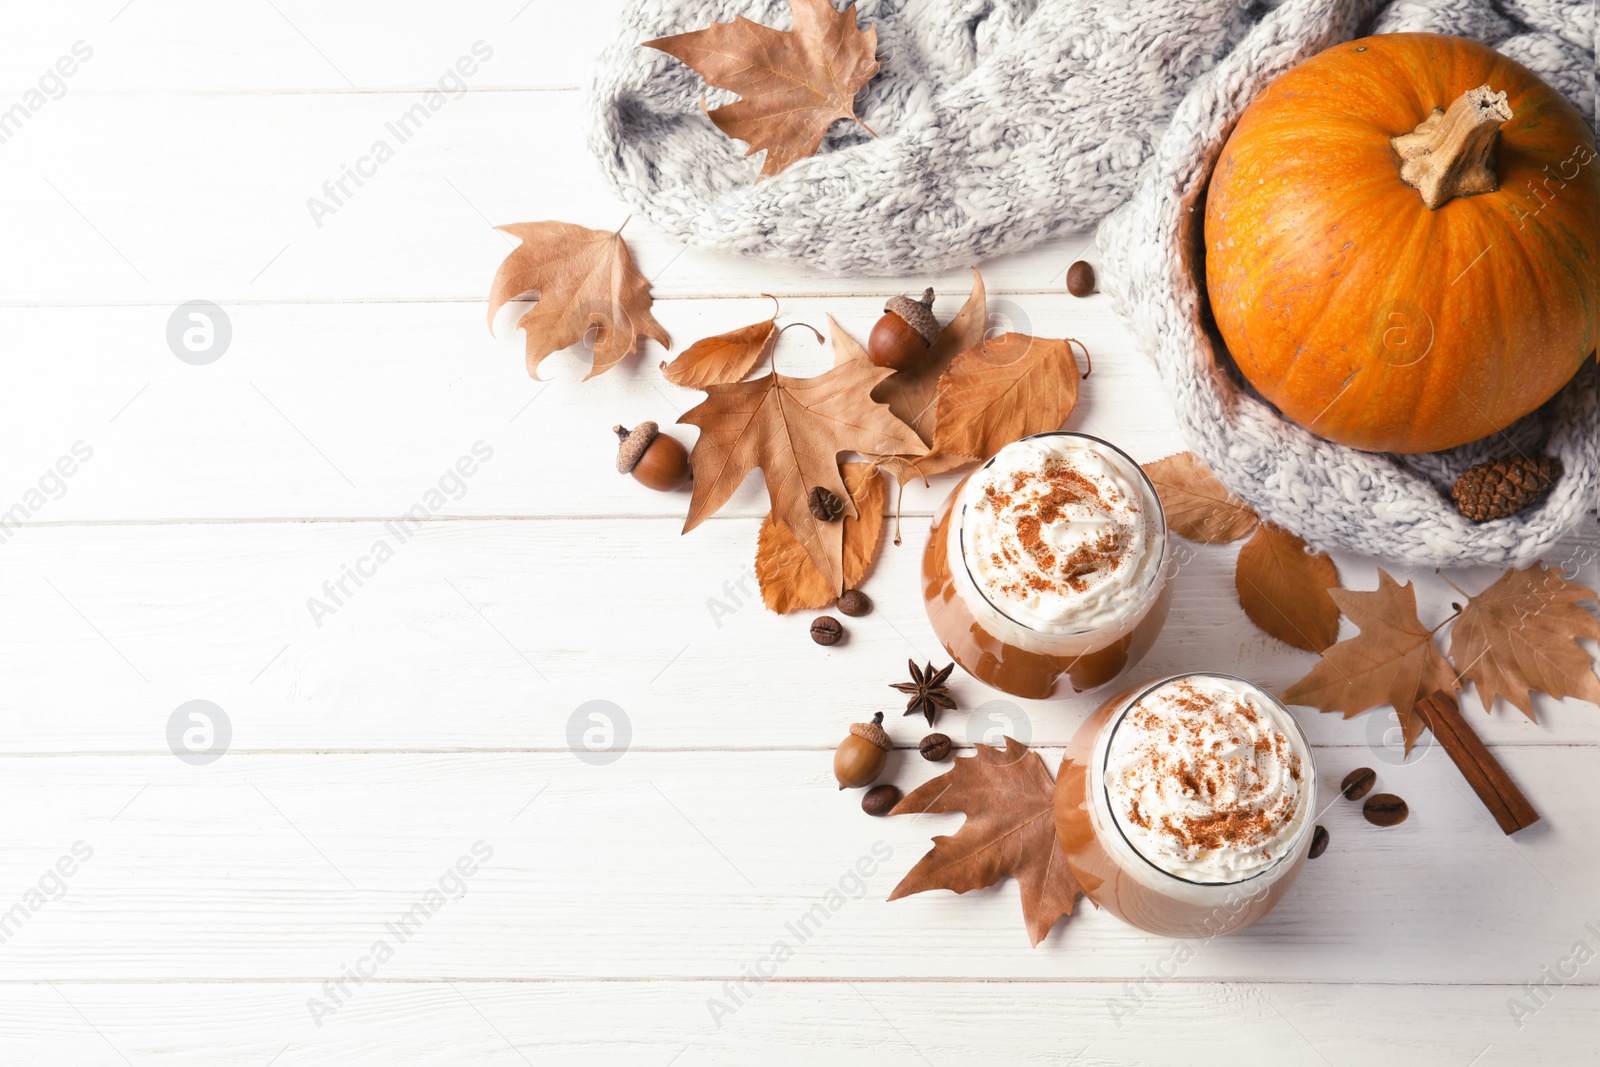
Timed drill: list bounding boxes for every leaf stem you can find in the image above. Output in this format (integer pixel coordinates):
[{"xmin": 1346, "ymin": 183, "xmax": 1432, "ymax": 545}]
[
  {"xmin": 1067, "ymin": 337, "xmax": 1093, "ymax": 379},
  {"xmin": 767, "ymin": 321, "xmax": 826, "ymax": 376},
  {"xmin": 1429, "ymin": 605, "xmax": 1463, "ymax": 635},
  {"xmin": 1436, "ymin": 570, "xmax": 1473, "ymax": 600},
  {"xmin": 891, "ymin": 474, "xmax": 904, "ymax": 546},
  {"xmin": 778, "ymin": 321, "xmax": 824, "ymax": 343},
  {"xmin": 614, "ymin": 215, "xmax": 633, "ymax": 236}
]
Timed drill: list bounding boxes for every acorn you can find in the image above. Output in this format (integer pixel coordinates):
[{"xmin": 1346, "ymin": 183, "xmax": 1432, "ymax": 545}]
[
  {"xmin": 833, "ymin": 711, "xmax": 891, "ymax": 789},
  {"xmin": 613, "ymin": 422, "xmax": 690, "ymax": 492},
  {"xmin": 867, "ymin": 288, "xmax": 938, "ymax": 371}
]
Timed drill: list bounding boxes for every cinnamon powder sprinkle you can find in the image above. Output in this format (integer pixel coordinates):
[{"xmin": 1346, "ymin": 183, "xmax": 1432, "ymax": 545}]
[
  {"xmin": 1126, "ymin": 799, "xmax": 1151, "ymax": 830},
  {"xmin": 1114, "ymin": 683, "xmax": 1303, "ymax": 858},
  {"xmin": 981, "ymin": 460, "xmax": 1137, "ymax": 601}
]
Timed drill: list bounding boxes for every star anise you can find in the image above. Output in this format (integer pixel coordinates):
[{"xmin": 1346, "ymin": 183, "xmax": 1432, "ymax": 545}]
[{"xmin": 891, "ymin": 659, "xmax": 957, "ymax": 726}]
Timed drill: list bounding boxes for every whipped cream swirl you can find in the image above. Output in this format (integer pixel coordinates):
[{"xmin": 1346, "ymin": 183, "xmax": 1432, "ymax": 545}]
[
  {"xmin": 1104, "ymin": 676, "xmax": 1310, "ymax": 883},
  {"xmin": 958, "ymin": 435, "xmax": 1160, "ymax": 634}
]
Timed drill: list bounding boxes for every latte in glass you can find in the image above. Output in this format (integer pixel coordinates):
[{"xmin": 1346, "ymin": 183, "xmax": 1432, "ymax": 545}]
[
  {"xmin": 1054, "ymin": 673, "xmax": 1317, "ymax": 937},
  {"xmin": 921, "ymin": 432, "xmax": 1170, "ymax": 699}
]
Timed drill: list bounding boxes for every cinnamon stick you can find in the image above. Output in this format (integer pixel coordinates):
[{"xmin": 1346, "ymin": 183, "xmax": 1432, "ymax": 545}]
[{"xmin": 1415, "ymin": 689, "xmax": 1540, "ymax": 835}]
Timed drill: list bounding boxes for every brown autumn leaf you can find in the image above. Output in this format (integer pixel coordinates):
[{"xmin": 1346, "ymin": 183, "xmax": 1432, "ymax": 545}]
[
  {"xmin": 1234, "ymin": 522, "xmax": 1342, "ymax": 652},
  {"xmin": 1141, "ymin": 452, "xmax": 1260, "ymax": 543},
  {"xmin": 889, "ymin": 737, "xmax": 1080, "ymax": 946},
  {"xmin": 487, "ymin": 220, "xmax": 669, "ymax": 380},
  {"xmin": 1282, "ymin": 569, "xmax": 1458, "ymax": 753},
  {"xmin": 662, "ymin": 298, "xmax": 782, "ymax": 389},
  {"xmin": 679, "ymin": 358, "xmax": 924, "ymax": 594},
  {"xmin": 826, "ymin": 271, "xmax": 990, "ymax": 485},
  {"xmin": 755, "ymin": 463, "xmax": 885, "ymax": 613},
  {"xmin": 923, "ymin": 332, "xmax": 1084, "ymax": 465},
  {"xmin": 644, "ymin": 0, "xmax": 879, "ymax": 179},
  {"xmin": 833, "ymin": 270, "xmax": 990, "ymax": 447},
  {"xmin": 1448, "ymin": 562, "xmax": 1600, "ymax": 721}
]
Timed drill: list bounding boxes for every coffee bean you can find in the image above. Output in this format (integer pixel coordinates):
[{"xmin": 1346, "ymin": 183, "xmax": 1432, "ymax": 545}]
[
  {"xmin": 837, "ymin": 589, "xmax": 872, "ymax": 617},
  {"xmin": 809, "ymin": 615, "xmax": 845, "ymax": 646},
  {"xmin": 1309, "ymin": 824, "xmax": 1330, "ymax": 859},
  {"xmin": 1066, "ymin": 260, "xmax": 1096, "ymax": 298},
  {"xmin": 919, "ymin": 732, "xmax": 952, "ymax": 762},
  {"xmin": 807, "ymin": 486, "xmax": 844, "ymax": 522},
  {"xmin": 1363, "ymin": 793, "xmax": 1408, "ymax": 827},
  {"xmin": 1341, "ymin": 767, "xmax": 1376, "ymax": 802},
  {"xmin": 862, "ymin": 783, "xmax": 902, "ymax": 817}
]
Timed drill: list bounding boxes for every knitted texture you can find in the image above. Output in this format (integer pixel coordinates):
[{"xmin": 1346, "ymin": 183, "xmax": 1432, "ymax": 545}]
[
  {"xmin": 589, "ymin": 0, "xmax": 1263, "ymax": 274},
  {"xmin": 589, "ymin": 0, "xmax": 1598, "ymax": 566}
]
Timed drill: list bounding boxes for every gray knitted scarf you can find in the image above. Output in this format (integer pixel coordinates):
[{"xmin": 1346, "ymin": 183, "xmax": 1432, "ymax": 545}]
[{"xmin": 590, "ymin": 0, "xmax": 1599, "ymax": 566}]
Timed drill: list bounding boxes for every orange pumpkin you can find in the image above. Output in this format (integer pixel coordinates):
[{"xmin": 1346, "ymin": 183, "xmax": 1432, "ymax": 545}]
[{"xmin": 1205, "ymin": 33, "xmax": 1600, "ymax": 454}]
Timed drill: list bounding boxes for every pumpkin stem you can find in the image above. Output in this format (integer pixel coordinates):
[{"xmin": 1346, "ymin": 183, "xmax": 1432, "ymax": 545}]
[{"xmin": 1393, "ymin": 85, "xmax": 1513, "ymax": 209}]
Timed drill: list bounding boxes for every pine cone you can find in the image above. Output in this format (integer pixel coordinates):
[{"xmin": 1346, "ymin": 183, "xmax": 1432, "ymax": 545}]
[{"xmin": 1451, "ymin": 455, "xmax": 1561, "ymax": 523}]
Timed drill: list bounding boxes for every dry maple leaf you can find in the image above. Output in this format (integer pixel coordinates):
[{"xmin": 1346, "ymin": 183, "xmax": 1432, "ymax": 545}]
[
  {"xmin": 924, "ymin": 332, "xmax": 1085, "ymax": 465},
  {"xmin": 889, "ymin": 737, "xmax": 1080, "ymax": 946},
  {"xmin": 662, "ymin": 297, "xmax": 784, "ymax": 389},
  {"xmin": 1234, "ymin": 522, "xmax": 1342, "ymax": 653},
  {"xmin": 755, "ymin": 462, "xmax": 885, "ymax": 613},
  {"xmin": 826, "ymin": 271, "xmax": 990, "ymax": 485},
  {"xmin": 679, "ymin": 358, "xmax": 923, "ymax": 593},
  {"xmin": 833, "ymin": 270, "xmax": 989, "ymax": 448},
  {"xmin": 487, "ymin": 220, "xmax": 669, "ymax": 380},
  {"xmin": 828, "ymin": 312, "xmax": 969, "ymax": 486},
  {"xmin": 1141, "ymin": 452, "xmax": 1260, "ymax": 543},
  {"xmin": 644, "ymin": 0, "xmax": 879, "ymax": 179},
  {"xmin": 1448, "ymin": 562, "xmax": 1600, "ymax": 721},
  {"xmin": 1282, "ymin": 569, "xmax": 1458, "ymax": 753}
]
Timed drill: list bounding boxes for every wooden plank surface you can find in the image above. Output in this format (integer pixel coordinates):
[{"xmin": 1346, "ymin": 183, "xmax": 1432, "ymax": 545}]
[
  {"xmin": 7, "ymin": 0, "xmax": 1600, "ymax": 1062},
  {"xmin": 0, "ymin": 749, "xmax": 1593, "ymax": 983},
  {"xmin": 0, "ymin": 91, "xmax": 1082, "ymax": 306},
  {"xmin": 1, "ymin": 520, "xmax": 1597, "ymax": 751},
  {"xmin": 2, "ymin": 982, "xmax": 1594, "ymax": 1065},
  {"xmin": 4, "ymin": 1, "xmax": 627, "ymax": 93},
  {"xmin": 0, "ymin": 295, "xmax": 1149, "ymax": 523}
]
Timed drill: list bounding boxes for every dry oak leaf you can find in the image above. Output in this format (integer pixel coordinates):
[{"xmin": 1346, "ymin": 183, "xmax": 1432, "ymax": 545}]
[
  {"xmin": 924, "ymin": 332, "xmax": 1085, "ymax": 465},
  {"xmin": 1448, "ymin": 563, "xmax": 1600, "ymax": 721},
  {"xmin": 679, "ymin": 358, "xmax": 923, "ymax": 594},
  {"xmin": 1141, "ymin": 452, "xmax": 1260, "ymax": 543},
  {"xmin": 756, "ymin": 462, "xmax": 885, "ymax": 613},
  {"xmin": 889, "ymin": 737, "xmax": 1080, "ymax": 946},
  {"xmin": 662, "ymin": 297, "xmax": 782, "ymax": 389},
  {"xmin": 487, "ymin": 221, "xmax": 669, "ymax": 380},
  {"xmin": 643, "ymin": 0, "xmax": 879, "ymax": 179},
  {"xmin": 1235, "ymin": 522, "xmax": 1342, "ymax": 653},
  {"xmin": 1282, "ymin": 569, "xmax": 1458, "ymax": 754}
]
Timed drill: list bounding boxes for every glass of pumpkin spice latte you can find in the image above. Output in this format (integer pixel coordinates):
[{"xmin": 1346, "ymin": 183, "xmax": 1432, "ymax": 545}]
[
  {"xmin": 1054, "ymin": 674, "xmax": 1317, "ymax": 937},
  {"xmin": 920, "ymin": 432, "xmax": 1171, "ymax": 699}
]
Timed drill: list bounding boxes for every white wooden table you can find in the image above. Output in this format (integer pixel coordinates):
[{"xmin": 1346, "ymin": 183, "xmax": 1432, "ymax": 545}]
[{"xmin": 4, "ymin": 3, "xmax": 1598, "ymax": 1063}]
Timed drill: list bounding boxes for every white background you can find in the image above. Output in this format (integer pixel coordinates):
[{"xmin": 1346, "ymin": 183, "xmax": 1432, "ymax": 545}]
[{"xmin": 2, "ymin": 2, "xmax": 1599, "ymax": 1063}]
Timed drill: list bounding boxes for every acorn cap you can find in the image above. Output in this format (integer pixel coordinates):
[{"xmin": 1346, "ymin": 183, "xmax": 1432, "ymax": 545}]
[
  {"xmin": 884, "ymin": 288, "xmax": 938, "ymax": 346},
  {"xmin": 613, "ymin": 422, "xmax": 659, "ymax": 474},
  {"xmin": 849, "ymin": 711, "xmax": 892, "ymax": 752}
]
